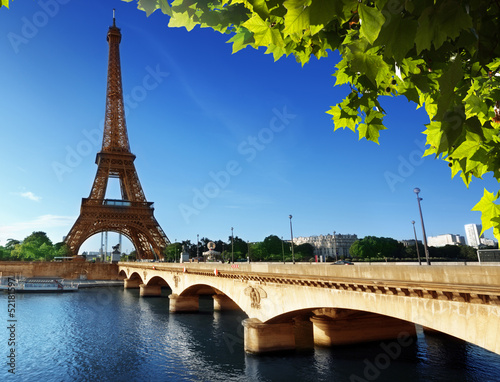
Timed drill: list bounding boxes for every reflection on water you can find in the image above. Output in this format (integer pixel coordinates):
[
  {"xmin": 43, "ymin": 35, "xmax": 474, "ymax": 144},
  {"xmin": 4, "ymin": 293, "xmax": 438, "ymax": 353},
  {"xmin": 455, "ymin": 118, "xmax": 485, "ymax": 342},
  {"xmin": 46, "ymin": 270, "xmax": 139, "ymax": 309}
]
[{"xmin": 1, "ymin": 288, "xmax": 499, "ymax": 381}]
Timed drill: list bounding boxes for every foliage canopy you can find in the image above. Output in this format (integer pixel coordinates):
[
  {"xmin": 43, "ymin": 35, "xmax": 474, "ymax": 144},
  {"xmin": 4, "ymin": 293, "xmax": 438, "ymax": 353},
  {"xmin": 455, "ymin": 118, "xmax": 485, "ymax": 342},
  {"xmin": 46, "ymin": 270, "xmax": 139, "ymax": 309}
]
[
  {"xmin": 0, "ymin": 231, "xmax": 69, "ymax": 261},
  {"xmin": 117, "ymin": 0, "xmax": 500, "ymax": 241}
]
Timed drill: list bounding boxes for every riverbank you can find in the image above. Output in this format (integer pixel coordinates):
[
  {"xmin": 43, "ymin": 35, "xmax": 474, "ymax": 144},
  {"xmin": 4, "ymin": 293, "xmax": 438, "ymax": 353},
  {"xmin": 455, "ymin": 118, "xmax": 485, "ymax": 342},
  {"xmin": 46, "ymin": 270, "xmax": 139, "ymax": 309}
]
[
  {"xmin": 76, "ymin": 280, "xmax": 124, "ymax": 288},
  {"xmin": 0, "ymin": 261, "xmax": 120, "ymax": 280}
]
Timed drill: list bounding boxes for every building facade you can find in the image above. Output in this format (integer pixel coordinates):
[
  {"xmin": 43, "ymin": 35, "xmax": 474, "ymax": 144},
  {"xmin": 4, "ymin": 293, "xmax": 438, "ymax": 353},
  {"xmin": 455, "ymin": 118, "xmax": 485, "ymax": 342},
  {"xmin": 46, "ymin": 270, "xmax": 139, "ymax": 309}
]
[
  {"xmin": 400, "ymin": 239, "xmax": 422, "ymax": 247},
  {"xmin": 427, "ymin": 234, "xmax": 465, "ymax": 247},
  {"xmin": 294, "ymin": 233, "xmax": 358, "ymax": 259},
  {"xmin": 464, "ymin": 224, "xmax": 483, "ymax": 248},
  {"xmin": 480, "ymin": 237, "xmax": 497, "ymax": 247}
]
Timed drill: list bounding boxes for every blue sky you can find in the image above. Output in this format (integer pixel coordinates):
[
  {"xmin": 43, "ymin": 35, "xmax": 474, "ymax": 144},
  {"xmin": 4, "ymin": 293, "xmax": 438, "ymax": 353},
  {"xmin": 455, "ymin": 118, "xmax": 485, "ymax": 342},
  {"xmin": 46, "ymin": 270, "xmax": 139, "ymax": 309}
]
[{"xmin": 0, "ymin": 0, "xmax": 497, "ymax": 253}]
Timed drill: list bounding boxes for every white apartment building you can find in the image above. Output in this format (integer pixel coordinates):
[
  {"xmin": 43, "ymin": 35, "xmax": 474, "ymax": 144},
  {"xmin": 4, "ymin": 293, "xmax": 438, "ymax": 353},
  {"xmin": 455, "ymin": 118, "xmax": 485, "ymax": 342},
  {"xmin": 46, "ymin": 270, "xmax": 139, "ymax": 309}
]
[
  {"xmin": 427, "ymin": 234, "xmax": 465, "ymax": 247},
  {"xmin": 294, "ymin": 233, "xmax": 358, "ymax": 259},
  {"xmin": 464, "ymin": 224, "xmax": 483, "ymax": 248},
  {"xmin": 480, "ymin": 237, "xmax": 497, "ymax": 247}
]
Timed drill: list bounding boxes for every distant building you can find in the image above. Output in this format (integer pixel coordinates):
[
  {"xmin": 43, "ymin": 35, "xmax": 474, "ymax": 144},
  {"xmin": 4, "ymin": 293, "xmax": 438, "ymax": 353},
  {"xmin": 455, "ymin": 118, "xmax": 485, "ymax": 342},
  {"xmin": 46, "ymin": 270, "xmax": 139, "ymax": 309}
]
[
  {"xmin": 480, "ymin": 237, "xmax": 497, "ymax": 247},
  {"xmin": 294, "ymin": 233, "xmax": 358, "ymax": 259},
  {"xmin": 400, "ymin": 239, "xmax": 422, "ymax": 247},
  {"xmin": 464, "ymin": 224, "xmax": 483, "ymax": 248},
  {"xmin": 427, "ymin": 234, "xmax": 465, "ymax": 247}
]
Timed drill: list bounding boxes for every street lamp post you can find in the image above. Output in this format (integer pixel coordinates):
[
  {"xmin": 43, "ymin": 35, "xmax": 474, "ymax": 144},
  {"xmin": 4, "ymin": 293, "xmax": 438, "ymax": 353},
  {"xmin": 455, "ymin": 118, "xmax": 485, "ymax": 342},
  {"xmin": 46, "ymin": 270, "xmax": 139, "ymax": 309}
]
[
  {"xmin": 247, "ymin": 241, "xmax": 250, "ymax": 263},
  {"xmin": 414, "ymin": 188, "xmax": 431, "ymax": 265},
  {"xmin": 411, "ymin": 221, "xmax": 422, "ymax": 265},
  {"xmin": 333, "ymin": 230, "xmax": 337, "ymax": 261},
  {"xmin": 196, "ymin": 234, "xmax": 199, "ymax": 260},
  {"xmin": 231, "ymin": 227, "xmax": 234, "ymax": 264},
  {"xmin": 289, "ymin": 215, "xmax": 295, "ymax": 264}
]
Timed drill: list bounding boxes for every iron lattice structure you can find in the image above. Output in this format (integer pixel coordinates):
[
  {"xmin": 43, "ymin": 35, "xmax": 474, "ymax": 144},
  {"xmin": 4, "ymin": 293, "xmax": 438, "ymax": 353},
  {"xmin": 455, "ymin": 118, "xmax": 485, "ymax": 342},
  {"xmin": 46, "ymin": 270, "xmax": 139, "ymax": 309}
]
[{"xmin": 65, "ymin": 19, "xmax": 169, "ymax": 260}]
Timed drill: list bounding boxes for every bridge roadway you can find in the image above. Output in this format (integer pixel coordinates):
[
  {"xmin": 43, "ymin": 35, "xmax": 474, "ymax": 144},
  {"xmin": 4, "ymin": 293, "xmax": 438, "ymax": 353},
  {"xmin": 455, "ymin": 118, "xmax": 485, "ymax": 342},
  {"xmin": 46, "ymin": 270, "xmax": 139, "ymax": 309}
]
[{"xmin": 118, "ymin": 262, "xmax": 500, "ymax": 355}]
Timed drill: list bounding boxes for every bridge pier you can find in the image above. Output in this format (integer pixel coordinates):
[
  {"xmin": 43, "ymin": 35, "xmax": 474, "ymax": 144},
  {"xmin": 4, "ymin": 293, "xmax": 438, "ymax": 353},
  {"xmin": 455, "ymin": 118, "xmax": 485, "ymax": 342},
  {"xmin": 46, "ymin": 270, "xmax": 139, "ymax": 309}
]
[
  {"xmin": 293, "ymin": 316, "xmax": 314, "ymax": 352},
  {"xmin": 139, "ymin": 284, "xmax": 162, "ymax": 297},
  {"xmin": 213, "ymin": 295, "xmax": 240, "ymax": 311},
  {"xmin": 169, "ymin": 294, "xmax": 199, "ymax": 313},
  {"xmin": 123, "ymin": 278, "xmax": 141, "ymax": 289},
  {"xmin": 310, "ymin": 312, "xmax": 416, "ymax": 346},
  {"xmin": 242, "ymin": 318, "xmax": 295, "ymax": 354}
]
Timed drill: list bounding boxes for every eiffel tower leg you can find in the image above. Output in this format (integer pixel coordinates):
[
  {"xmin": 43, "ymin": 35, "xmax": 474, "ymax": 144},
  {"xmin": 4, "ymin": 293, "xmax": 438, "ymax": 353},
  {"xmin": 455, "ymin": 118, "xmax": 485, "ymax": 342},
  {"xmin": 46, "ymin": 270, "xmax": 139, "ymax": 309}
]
[{"xmin": 65, "ymin": 216, "xmax": 90, "ymax": 256}]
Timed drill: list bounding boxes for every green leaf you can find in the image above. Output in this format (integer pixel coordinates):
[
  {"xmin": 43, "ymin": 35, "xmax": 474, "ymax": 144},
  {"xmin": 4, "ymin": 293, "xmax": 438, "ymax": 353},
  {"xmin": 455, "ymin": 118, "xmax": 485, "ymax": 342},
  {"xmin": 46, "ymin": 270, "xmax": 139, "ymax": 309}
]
[
  {"xmin": 169, "ymin": 10, "xmax": 198, "ymax": 31},
  {"xmin": 357, "ymin": 118, "xmax": 386, "ymax": 144},
  {"xmin": 326, "ymin": 104, "xmax": 360, "ymax": 132},
  {"xmin": 451, "ymin": 139, "xmax": 483, "ymax": 161},
  {"xmin": 265, "ymin": 44, "xmax": 287, "ymax": 61},
  {"xmin": 138, "ymin": 0, "xmax": 161, "ymax": 16},
  {"xmin": 436, "ymin": 58, "xmax": 463, "ymax": 120},
  {"xmin": 465, "ymin": 93, "xmax": 491, "ymax": 125},
  {"xmin": 309, "ymin": 0, "xmax": 340, "ymax": 30},
  {"xmin": 347, "ymin": 41, "xmax": 391, "ymax": 88},
  {"xmin": 283, "ymin": 0, "xmax": 310, "ymax": 38},
  {"xmin": 358, "ymin": 4, "xmax": 385, "ymax": 45},
  {"xmin": 415, "ymin": 1, "xmax": 472, "ymax": 53},
  {"xmin": 227, "ymin": 28, "xmax": 254, "ymax": 53},
  {"xmin": 472, "ymin": 189, "xmax": 500, "ymax": 240},
  {"xmin": 159, "ymin": 0, "xmax": 172, "ymax": 15},
  {"xmin": 376, "ymin": 14, "xmax": 417, "ymax": 62},
  {"xmin": 242, "ymin": 13, "xmax": 284, "ymax": 47}
]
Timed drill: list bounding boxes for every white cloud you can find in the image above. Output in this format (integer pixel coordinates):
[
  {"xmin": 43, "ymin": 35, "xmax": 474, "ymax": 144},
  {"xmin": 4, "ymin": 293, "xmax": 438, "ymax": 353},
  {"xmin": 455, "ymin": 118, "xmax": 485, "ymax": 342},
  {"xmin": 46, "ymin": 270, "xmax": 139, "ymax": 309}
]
[
  {"xmin": 20, "ymin": 191, "xmax": 41, "ymax": 202},
  {"xmin": 0, "ymin": 215, "xmax": 75, "ymax": 244}
]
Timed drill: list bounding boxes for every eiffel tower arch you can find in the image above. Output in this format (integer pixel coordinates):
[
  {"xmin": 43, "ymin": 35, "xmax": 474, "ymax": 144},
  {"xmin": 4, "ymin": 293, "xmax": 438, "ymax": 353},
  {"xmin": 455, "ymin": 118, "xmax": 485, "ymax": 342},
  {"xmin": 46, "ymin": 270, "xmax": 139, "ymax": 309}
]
[{"xmin": 65, "ymin": 16, "xmax": 169, "ymax": 260}]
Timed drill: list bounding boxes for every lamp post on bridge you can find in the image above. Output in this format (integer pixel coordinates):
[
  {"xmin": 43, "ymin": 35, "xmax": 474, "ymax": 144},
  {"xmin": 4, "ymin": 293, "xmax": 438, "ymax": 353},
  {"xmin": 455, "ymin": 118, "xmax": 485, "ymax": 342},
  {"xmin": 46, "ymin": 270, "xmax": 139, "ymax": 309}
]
[
  {"xmin": 333, "ymin": 230, "xmax": 337, "ymax": 261},
  {"xmin": 414, "ymin": 188, "xmax": 430, "ymax": 265},
  {"xmin": 411, "ymin": 221, "xmax": 422, "ymax": 265},
  {"xmin": 196, "ymin": 234, "xmax": 199, "ymax": 261},
  {"xmin": 289, "ymin": 215, "xmax": 295, "ymax": 264},
  {"xmin": 231, "ymin": 227, "xmax": 234, "ymax": 264}
]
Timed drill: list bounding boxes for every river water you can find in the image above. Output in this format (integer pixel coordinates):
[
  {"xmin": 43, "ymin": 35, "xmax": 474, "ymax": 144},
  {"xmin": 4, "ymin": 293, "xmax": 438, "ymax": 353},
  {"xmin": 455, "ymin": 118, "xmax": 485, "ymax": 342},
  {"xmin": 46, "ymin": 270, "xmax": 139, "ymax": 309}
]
[{"xmin": 1, "ymin": 287, "xmax": 500, "ymax": 382}]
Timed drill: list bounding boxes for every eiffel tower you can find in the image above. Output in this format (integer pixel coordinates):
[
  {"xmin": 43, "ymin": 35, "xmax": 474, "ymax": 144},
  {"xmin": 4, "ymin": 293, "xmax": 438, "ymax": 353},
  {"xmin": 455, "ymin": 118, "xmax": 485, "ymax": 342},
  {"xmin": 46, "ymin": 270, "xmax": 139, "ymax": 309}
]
[{"xmin": 65, "ymin": 15, "xmax": 169, "ymax": 260}]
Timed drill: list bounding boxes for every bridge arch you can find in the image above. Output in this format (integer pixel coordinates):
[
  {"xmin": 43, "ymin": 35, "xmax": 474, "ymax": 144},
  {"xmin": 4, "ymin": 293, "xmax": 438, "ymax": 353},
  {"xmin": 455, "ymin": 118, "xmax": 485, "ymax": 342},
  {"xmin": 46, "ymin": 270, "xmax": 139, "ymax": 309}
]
[{"xmin": 146, "ymin": 275, "xmax": 170, "ymax": 289}]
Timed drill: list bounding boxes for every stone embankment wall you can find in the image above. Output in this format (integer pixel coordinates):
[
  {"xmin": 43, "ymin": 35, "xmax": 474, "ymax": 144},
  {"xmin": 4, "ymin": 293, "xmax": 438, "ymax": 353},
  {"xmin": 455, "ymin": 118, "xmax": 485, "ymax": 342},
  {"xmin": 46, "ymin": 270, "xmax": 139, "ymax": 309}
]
[{"xmin": 0, "ymin": 261, "xmax": 121, "ymax": 280}]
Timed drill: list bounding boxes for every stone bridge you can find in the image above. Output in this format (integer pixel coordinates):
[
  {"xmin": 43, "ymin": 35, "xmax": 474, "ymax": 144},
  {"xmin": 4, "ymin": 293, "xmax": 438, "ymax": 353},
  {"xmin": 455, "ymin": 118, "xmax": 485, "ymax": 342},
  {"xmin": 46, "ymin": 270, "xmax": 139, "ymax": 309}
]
[{"xmin": 118, "ymin": 262, "xmax": 500, "ymax": 355}]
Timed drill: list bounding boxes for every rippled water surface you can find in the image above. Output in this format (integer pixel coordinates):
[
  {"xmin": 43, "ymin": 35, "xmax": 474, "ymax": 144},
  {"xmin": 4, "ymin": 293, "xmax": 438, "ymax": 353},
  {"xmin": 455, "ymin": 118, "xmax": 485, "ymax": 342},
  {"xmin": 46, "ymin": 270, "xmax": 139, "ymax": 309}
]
[{"xmin": 1, "ymin": 287, "xmax": 500, "ymax": 381}]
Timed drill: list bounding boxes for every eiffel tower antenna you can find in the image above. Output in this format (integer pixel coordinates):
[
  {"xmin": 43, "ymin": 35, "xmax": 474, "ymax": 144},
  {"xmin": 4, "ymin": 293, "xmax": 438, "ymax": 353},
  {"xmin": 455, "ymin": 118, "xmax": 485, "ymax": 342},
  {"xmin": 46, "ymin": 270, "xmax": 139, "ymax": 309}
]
[{"xmin": 65, "ymin": 19, "xmax": 169, "ymax": 260}]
